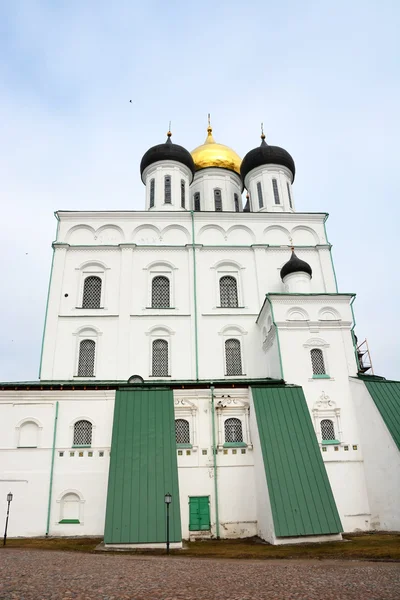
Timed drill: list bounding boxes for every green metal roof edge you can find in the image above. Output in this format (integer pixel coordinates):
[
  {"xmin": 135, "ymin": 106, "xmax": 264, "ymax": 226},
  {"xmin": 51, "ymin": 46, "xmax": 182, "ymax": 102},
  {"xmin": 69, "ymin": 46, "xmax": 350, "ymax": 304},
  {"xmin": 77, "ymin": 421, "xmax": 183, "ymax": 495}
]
[{"xmin": 363, "ymin": 380, "xmax": 400, "ymax": 451}]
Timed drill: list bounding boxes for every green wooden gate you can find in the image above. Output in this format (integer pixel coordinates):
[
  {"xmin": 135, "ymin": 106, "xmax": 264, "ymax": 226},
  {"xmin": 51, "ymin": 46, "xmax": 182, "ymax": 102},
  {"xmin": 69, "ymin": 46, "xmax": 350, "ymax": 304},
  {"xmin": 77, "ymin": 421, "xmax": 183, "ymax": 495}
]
[{"xmin": 189, "ymin": 496, "xmax": 210, "ymax": 531}]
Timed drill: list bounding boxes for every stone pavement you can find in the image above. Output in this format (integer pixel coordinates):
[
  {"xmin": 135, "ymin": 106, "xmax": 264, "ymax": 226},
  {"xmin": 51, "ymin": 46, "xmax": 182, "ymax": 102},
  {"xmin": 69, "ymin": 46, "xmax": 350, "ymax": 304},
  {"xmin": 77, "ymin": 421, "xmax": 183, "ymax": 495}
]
[{"xmin": 1, "ymin": 549, "xmax": 400, "ymax": 600}]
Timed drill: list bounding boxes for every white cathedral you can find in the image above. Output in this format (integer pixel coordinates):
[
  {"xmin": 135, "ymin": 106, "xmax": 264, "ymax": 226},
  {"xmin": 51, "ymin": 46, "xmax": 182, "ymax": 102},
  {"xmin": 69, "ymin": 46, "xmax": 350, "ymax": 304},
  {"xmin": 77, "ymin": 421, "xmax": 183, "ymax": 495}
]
[{"xmin": 1, "ymin": 122, "xmax": 399, "ymax": 547}]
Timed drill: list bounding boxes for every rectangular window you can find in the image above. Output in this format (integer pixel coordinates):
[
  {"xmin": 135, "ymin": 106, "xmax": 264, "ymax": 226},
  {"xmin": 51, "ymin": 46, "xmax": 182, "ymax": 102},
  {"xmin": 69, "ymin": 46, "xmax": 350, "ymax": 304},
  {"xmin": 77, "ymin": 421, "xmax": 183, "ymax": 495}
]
[
  {"xmin": 234, "ymin": 193, "xmax": 240, "ymax": 212},
  {"xmin": 272, "ymin": 179, "xmax": 280, "ymax": 204},
  {"xmin": 214, "ymin": 189, "xmax": 222, "ymax": 211},
  {"xmin": 150, "ymin": 178, "xmax": 155, "ymax": 208},
  {"xmin": 164, "ymin": 176, "xmax": 171, "ymax": 203},
  {"xmin": 194, "ymin": 192, "xmax": 201, "ymax": 211},
  {"xmin": 257, "ymin": 182, "xmax": 264, "ymax": 208},
  {"xmin": 181, "ymin": 180, "xmax": 185, "ymax": 208},
  {"xmin": 286, "ymin": 182, "xmax": 293, "ymax": 208}
]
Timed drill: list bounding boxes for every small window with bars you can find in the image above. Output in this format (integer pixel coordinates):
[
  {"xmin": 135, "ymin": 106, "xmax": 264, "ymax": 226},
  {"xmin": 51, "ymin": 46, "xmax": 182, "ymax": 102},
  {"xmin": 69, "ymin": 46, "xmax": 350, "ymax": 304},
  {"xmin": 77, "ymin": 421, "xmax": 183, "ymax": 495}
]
[
  {"xmin": 175, "ymin": 419, "xmax": 190, "ymax": 444},
  {"xmin": 286, "ymin": 182, "xmax": 293, "ymax": 208},
  {"xmin": 320, "ymin": 419, "xmax": 335, "ymax": 441},
  {"xmin": 73, "ymin": 420, "xmax": 92, "ymax": 446},
  {"xmin": 152, "ymin": 339, "xmax": 169, "ymax": 376},
  {"xmin": 225, "ymin": 338, "xmax": 242, "ymax": 375},
  {"xmin": 219, "ymin": 276, "xmax": 238, "ymax": 308},
  {"xmin": 164, "ymin": 175, "xmax": 171, "ymax": 203},
  {"xmin": 257, "ymin": 182, "xmax": 264, "ymax": 208},
  {"xmin": 82, "ymin": 276, "xmax": 102, "ymax": 308},
  {"xmin": 194, "ymin": 192, "xmax": 201, "ymax": 211},
  {"xmin": 77, "ymin": 339, "xmax": 95, "ymax": 377},
  {"xmin": 214, "ymin": 189, "xmax": 222, "ymax": 211},
  {"xmin": 310, "ymin": 348, "xmax": 326, "ymax": 375},
  {"xmin": 151, "ymin": 276, "xmax": 170, "ymax": 308},
  {"xmin": 234, "ymin": 193, "xmax": 240, "ymax": 212},
  {"xmin": 150, "ymin": 178, "xmax": 155, "ymax": 208},
  {"xmin": 272, "ymin": 179, "xmax": 280, "ymax": 204},
  {"xmin": 181, "ymin": 180, "xmax": 185, "ymax": 208},
  {"xmin": 224, "ymin": 417, "xmax": 243, "ymax": 443}
]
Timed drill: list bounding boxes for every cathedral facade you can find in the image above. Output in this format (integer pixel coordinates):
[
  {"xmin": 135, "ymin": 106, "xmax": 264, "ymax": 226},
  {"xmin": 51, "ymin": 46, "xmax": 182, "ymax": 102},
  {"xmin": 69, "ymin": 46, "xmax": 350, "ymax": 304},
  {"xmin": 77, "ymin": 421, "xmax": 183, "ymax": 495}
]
[{"xmin": 1, "ymin": 123, "xmax": 399, "ymax": 547}]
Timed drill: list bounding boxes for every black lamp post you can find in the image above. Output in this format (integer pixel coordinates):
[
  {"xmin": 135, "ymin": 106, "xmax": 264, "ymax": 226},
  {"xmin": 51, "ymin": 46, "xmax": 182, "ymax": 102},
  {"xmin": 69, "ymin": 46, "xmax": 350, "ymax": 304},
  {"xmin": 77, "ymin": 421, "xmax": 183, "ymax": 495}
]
[
  {"xmin": 164, "ymin": 492, "xmax": 172, "ymax": 554},
  {"xmin": 3, "ymin": 492, "xmax": 13, "ymax": 546}
]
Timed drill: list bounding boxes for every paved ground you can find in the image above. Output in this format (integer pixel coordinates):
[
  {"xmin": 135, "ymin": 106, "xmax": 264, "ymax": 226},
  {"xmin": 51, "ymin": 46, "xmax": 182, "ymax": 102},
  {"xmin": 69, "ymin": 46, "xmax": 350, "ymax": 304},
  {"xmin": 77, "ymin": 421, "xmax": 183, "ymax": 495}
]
[{"xmin": 1, "ymin": 549, "xmax": 400, "ymax": 600}]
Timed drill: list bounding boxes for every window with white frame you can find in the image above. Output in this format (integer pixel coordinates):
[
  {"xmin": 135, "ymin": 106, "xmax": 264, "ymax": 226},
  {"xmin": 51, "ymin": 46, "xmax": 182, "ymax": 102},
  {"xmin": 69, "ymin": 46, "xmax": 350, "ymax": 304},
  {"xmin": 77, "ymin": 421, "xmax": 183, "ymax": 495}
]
[
  {"xmin": 73, "ymin": 420, "xmax": 92, "ymax": 447},
  {"xmin": 150, "ymin": 178, "xmax": 155, "ymax": 208},
  {"xmin": 257, "ymin": 181, "xmax": 264, "ymax": 208},
  {"xmin": 175, "ymin": 419, "xmax": 190, "ymax": 444},
  {"xmin": 310, "ymin": 348, "xmax": 326, "ymax": 375},
  {"xmin": 194, "ymin": 192, "xmax": 201, "ymax": 211},
  {"xmin": 82, "ymin": 276, "xmax": 102, "ymax": 308},
  {"xmin": 152, "ymin": 339, "xmax": 169, "ymax": 376},
  {"xmin": 214, "ymin": 188, "xmax": 222, "ymax": 211},
  {"xmin": 164, "ymin": 175, "xmax": 172, "ymax": 203},
  {"xmin": 312, "ymin": 392, "xmax": 341, "ymax": 445},
  {"xmin": 151, "ymin": 276, "xmax": 170, "ymax": 308},
  {"xmin": 181, "ymin": 180, "xmax": 186, "ymax": 208},
  {"xmin": 224, "ymin": 417, "xmax": 243, "ymax": 443},
  {"xmin": 234, "ymin": 193, "xmax": 240, "ymax": 212},
  {"xmin": 77, "ymin": 339, "xmax": 96, "ymax": 377},
  {"xmin": 225, "ymin": 338, "xmax": 243, "ymax": 375},
  {"xmin": 320, "ymin": 419, "xmax": 336, "ymax": 441},
  {"xmin": 18, "ymin": 420, "xmax": 40, "ymax": 448},
  {"xmin": 272, "ymin": 178, "xmax": 280, "ymax": 204},
  {"xmin": 219, "ymin": 276, "xmax": 238, "ymax": 308}
]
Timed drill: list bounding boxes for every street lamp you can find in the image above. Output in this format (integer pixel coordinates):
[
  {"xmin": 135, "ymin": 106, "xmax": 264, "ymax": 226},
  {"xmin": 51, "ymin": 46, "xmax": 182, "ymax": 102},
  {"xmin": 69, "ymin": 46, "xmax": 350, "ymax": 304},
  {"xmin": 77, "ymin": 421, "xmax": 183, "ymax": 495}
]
[
  {"xmin": 3, "ymin": 492, "xmax": 13, "ymax": 546},
  {"xmin": 164, "ymin": 493, "xmax": 172, "ymax": 554}
]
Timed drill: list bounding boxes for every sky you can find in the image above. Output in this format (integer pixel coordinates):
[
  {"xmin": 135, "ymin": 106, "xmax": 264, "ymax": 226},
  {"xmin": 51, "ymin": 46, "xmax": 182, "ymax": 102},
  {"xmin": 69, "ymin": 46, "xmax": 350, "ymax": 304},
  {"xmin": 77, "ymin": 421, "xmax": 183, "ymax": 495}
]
[{"xmin": 0, "ymin": 0, "xmax": 399, "ymax": 381}]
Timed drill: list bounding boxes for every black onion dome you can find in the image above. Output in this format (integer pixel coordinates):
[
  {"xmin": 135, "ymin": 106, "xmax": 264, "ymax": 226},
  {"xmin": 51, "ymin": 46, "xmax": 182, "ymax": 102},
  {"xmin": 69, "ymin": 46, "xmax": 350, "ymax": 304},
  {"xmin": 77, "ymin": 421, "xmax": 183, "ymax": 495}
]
[
  {"xmin": 140, "ymin": 134, "xmax": 195, "ymax": 183},
  {"xmin": 280, "ymin": 251, "xmax": 312, "ymax": 280},
  {"xmin": 241, "ymin": 137, "xmax": 295, "ymax": 182}
]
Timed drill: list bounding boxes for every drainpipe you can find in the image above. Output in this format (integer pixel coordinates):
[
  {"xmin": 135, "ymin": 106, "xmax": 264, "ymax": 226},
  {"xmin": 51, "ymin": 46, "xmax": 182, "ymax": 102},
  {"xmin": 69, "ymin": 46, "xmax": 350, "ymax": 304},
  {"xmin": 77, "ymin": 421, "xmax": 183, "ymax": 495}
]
[
  {"xmin": 350, "ymin": 295, "xmax": 361, "ymax": 372},
  {"xmin": 46, "ymin": 401, "xmax": 59, "ymax": 536},
  {"xmin": 190, "ymin": 211, "xmax": 199, "ymax": 380},
  {"xmin": 210, "ymin": 385, "xmax": 220, "ymax": 539},
  {"xmin": 323, "ymin": 214, "xmax": 339, "ymax": 293},
  {"xmin": 265, "ymin": 296, "xmax": 284, "ymax": 380}
]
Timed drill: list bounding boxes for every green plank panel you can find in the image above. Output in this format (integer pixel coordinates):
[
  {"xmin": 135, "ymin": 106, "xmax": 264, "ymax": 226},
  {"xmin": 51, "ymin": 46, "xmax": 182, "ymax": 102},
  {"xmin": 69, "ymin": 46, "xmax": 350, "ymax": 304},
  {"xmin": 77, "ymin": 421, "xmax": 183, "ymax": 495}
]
[
  {"xmin": 364, "ymin": 380, "xmax": 400, "ymax": 450},
  {"xmin": 252, "ymin": 386, "xmax": 342, "ymax": 537},
  {"xmin": 104, "ymin": 389, "xmax": 181, "ymax": 544}
]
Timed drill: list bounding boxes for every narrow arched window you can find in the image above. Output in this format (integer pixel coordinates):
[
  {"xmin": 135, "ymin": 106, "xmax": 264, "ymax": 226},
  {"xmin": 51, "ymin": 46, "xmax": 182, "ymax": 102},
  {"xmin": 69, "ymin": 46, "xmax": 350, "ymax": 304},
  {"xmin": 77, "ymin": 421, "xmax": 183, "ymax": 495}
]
[
  {"xmin": 234, "ymin": 193, "xmax": 240, "ymax": 212},
  {"xmin": 82, "ymin": 276, "xmax": 102, "ymax": 308},
  {"xmin": 224, "ymin": 417, "xmax": 243, "ymax": 443},
  {"xmin": 194, "ymin": 192, "xmax": 201, "ymax": 211},
  {"xmin": 321, "ymin": 419, "xmax": 335, "ymax": 441},
  {"xmin": 73, "ymin": 420, "xmax": 92, "ymax": 446},
  {"xmin": 272, "ymin": 179, "xmax": 280, "ymax": 204},
  {"xmin": 181, "ymin": 180, "xmax": 186, "ymax": 208},
  {"xmin": 225, "ymin": 338, "xmax": 242, "ymax": 375},
  {"xmin": 219, "ymin": 276, "xmax": 238, "ymax": 308},
  {"xmin": 77, "ymin": 339, "xmax": 96, "ymax": 377},
  {"xmin": 60, "ymin": 492, "xmax": 81, "ymax": 523},
  {"xmin": 214, "ymin": 189, "xmax": 222, "ymax": 211},
  {"xmin": 175, "ymin": 419, "xmax": 190, "ymax": 444},
  {"xmin": 150, "ymin": 178, "xmax": 155, "ymax": 208},
  {"xmin": 164, "ymin": 175, "xmax": 171, "ymax": 203},
  {"xmin": 151, "ymin": 276, "xmax": 170, "ymax": 308},
  {"xmin": 152, "ymin": 339, "xmax": 169, "ymax": 376},
  {"xmin": 310, "ymin": 348, "xmax": 326, "ymax": 375},
  {"xmin": 286, "ymin": 182, "xmax": 293, "ymax": 208},
  {"xmin": 257, "ymin": 182, "xmax": 264, "ymax": 208}
]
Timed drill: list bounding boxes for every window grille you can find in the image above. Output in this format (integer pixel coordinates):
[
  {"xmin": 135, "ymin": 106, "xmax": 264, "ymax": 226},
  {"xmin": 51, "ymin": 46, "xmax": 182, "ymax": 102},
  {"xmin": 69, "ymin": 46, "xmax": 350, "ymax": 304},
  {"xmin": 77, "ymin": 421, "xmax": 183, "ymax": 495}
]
[
  {"xmin": 181, "ymin": 180, "xmax": 185, "ymax": 208},
  {"xmin": 150, "ymin": 178, "xmax": 155, "ymax": 208},
  {"xmin": 175, "ymin": 419, "xmax": 190, "ymax": 444},
  {"xmin": 257, "ymin": 182, "xmax": 264, "ymax": 208},
  {"xmin": 224, "ymin": 417, "xmax": 243, "ymax": 443},
  {"xmin": 73, "ymin": 420, "xmax": 92, "ymax": 446},
  {"xmin": 194, "ymin": 192, "xmax": 201, "ymax": 211},
  {"xmin": 286, "ymin": 182, "xmax": 293, "ymax": 208},
  {"xmin": 82, "ymin": 276, "xmax": 102, "ymax": 308},
  {"xmin": 164, "ymin": 175, "xmax": 171, "ymax": 203},
  {"xmin": 77, "ymin": 339, "xmax": 95, "ymax": 377},
  {"xmin": 214, "ymin": 189, "xmax": 222, "ymax": 211},
  {"xmin": 225, "ymin": 338, "xmax": 242, "ymax": 375},
  {"xmin": 321, "ymin": 419, "xmax": 335, "ymax": 441},
  {"xmin": 219, "ymin": 276, "xmax": 238, "ymax": 307},
  {"xmin": 151, "ymin": 276, "xmax": 170, "ymax": 308},
  {"xmin": 272, "ymin": 178, "xmax": 280, "ymax": 204},
  {"xmin": 234, "ymin": 193, "xmax": 240, "ymax": 212},
  {"xmin": 311, "ymin": 348, "xmax": 326, "ymax": 375},
  {"xmin": 152, "ymin": 339, "xmax": 169, "ymax": 376}
]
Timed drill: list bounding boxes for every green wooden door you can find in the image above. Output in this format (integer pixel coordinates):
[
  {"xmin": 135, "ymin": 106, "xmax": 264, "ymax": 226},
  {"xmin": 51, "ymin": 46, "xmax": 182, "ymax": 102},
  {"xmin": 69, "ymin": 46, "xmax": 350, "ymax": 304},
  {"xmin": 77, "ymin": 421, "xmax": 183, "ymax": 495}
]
[{"xmin": 189, "ymin": 496, "xmax": 210, "ymax": 531}]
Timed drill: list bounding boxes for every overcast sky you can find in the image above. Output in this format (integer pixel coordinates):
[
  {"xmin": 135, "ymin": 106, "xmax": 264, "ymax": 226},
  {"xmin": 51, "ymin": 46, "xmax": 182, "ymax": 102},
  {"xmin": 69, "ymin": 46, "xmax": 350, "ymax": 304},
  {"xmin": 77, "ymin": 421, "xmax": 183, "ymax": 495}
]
[{"xmin": 1, "ymin": 0, "xmax": 399, "ymax": 381}]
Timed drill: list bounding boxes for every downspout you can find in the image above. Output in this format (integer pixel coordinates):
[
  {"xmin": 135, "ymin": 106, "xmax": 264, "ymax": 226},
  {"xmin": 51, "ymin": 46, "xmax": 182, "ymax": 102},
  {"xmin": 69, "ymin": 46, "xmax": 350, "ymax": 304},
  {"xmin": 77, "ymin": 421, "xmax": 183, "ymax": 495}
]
[
  {"xmin": 323, "ymin": 214, "xmax": 339, "ymax": 292},
  {"xmin": 190, "ymin": 211, "xmax": 199, "ymax": 381},
  {"xmin": 265, "ymin": 296, "xmax": 284, "ymax": 380},
  {"xmin": 350, "ymin": 295, "xmax": 361, "ymax": 372},
  {"xmin": 210, "ymin": 385, "xmax": 220, "ymax": 538},
  {"xmin": 38, "ymin": 212, "xmax": 60, "ymax": 379},
  {"xmin": 46, "ymin": 400, "xmax": 59, "ymax": 536}
]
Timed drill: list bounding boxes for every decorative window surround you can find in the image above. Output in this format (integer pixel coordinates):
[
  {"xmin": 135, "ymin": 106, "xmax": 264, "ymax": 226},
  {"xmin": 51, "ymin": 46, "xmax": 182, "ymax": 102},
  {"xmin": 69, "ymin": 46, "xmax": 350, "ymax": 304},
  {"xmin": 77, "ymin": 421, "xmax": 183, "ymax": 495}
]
[
  {"xmin": 57, "ymin": 490, "xmax": 85, "ymax": 526},
  {"xmin": 303, "ymin": 338, "xmax": 330, "ymax": 378},
  {"xmin": 75, "ymin": 261, "xmax": 109, "ymax": 310},
  {"xmin": 15, "ymin": 418, "xmax": 43, "ymax": 448},
  {"xmin": 73, "ymin": 326, "xmax": 102, "ymax": 379},
  {"xmin": 146, "ymin": 326, "xmax": 174, "ymax": 377},
  {"xmin": 144, "ymin": 261, "xmax": 177, "ymax": 309},
  {"xmin": 174, "ymin": 398, "xmax": 198, "ymax": 451},
  {"xmin": 214, "ymin": 396, "xmax": 252, "ymax": 450},
  {"xmin": 312, "ymin": 392, "xmax": 342, "ymax": 445},
  {"xmin": 211, "ymin": 261, "xmax": 245, "ymax": 309},
  {"xmin": 70, "ymin": 418, "xmax": 96, "ymax": 448}
]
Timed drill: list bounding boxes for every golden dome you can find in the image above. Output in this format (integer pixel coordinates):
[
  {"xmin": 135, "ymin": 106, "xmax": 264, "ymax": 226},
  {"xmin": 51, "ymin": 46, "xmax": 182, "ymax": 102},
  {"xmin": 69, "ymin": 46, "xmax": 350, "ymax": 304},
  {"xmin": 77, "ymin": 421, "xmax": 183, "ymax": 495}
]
[{"xmin": 191, "ymin": 125, "xmax": 242, "ymax": 175}]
